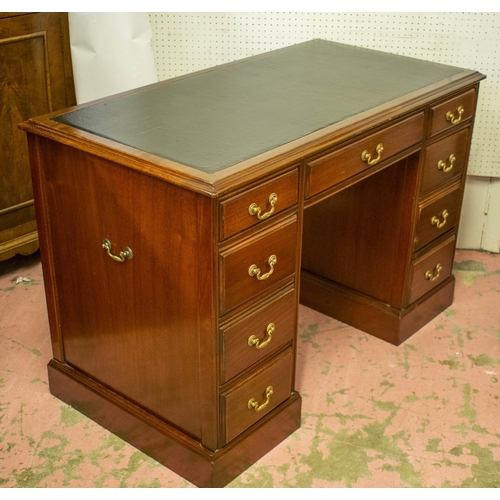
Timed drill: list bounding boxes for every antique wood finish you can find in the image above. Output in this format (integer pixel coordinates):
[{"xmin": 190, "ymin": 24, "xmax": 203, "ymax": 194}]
[
  {"xmin": 219, "ymin": 217, "xmax": 298, "ymax": 314},
  {"xmin": 302, "ymin": 157, "xmax": 419, "ymax": 306},
  {"xmin": 408, "ymin": 235, "xmax": 457, "ymax": 304},
  {"xmin": 22, "ymin": 40, "xmax": 485, "ymax": 487},
  {"xmin": 306, "ymin": 112, "xmax": 424, "ymax": 197},
  {"xmin": 413, "ymin": 184, "xmax": 462, "ymax": 251},
  {"xmin": 0, "ymin": 12, "xmax": 75, "ymax": 261},
  {"xmin": 220, "ymin": 167, "xmax": 299, "ymax": 240},
  {"xmin": 220, "ymin": 286, "xmax": 295, "ymax": 383},
  {"xmin": 48, "ymin": 359, "xmax": 302, "ymax": 488},
  {"xmin": 420, "ymin": 127, "xmax": 470, "ymax": 195},
  {"xmin": 429, "ymin": 88, "xmax": 476, "ymax": 137},
  {"xmin": 300, "ymin": 270, "xmax": 456, "ymax": 346},
  {"xmin": 32, "ymin": 137, "xmax": 217, "ymax": 443},
  {"xmin": 221, "ymin": 348, "xmax": 294, "ymax": 444}
]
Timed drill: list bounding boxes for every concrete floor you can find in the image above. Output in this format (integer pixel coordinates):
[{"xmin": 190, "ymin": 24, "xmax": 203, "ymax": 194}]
[{"xmin": 1, "ymin": 249, "xmax": 499, "ymax": 488}]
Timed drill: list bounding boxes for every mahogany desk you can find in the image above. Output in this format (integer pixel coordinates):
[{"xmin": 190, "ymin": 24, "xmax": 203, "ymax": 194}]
[{"xmin": 22, "ymin": 40, "xmax": 485, "ymax": 487}]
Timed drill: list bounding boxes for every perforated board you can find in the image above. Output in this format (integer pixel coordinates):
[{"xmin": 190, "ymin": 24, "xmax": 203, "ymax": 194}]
[{"xmin": 149, "ymin": 12, "xmax": 500, "ymax": 177}]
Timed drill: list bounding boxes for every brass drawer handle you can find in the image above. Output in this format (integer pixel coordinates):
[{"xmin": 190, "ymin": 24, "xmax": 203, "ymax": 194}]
[
  {"xmin": 248, "ymin": 323, "xmax": 275, "ymax": 349},
  {"xmin": 446, "ymin": 105, "xmax": 464, "ymax": 125},
  {"xmin": 102, "ymin": 238, "xmax": 133, "ymax": 262},
  {"xmin": 248, "ymin": 386, "xmax": 273, "ymax": 412},
  {"xmin": 431, "ymin": 209, "xmax": 449, "ymax": 229},
  {"xmin": 425, "ymin": 263, "xmax": 443, "ymax": 282},
  {"xmin": 249, "ymin": 255, "xmax": 277, "ymax": 281},
  {"xmin": 437, "ymin": 154, "xmax": 456, "ymax": 173},
  {"xmin": 248, "ymin": 193, "xmax": 278, "ymax": 220},
  {"xmin": 361, "ymin": 143, "xmax": 384, "ymax": 166}
]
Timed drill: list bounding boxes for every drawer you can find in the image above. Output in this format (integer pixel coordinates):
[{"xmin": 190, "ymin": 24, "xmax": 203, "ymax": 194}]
[
  {"xmin": 222, "ymin": 348, "xmax": 293, "ymax": 444},
  {"xmin": 414, "ymin": 185, "xmax": 461, "ymax": 251},
  {"xmin": 306, "ymin": 112, "xmax": 424, "ymax": 197},
  {"xmin": 220, "ymin": 168, "xmax": 299, "ymax": 240},
  {"xmin": 408, "ymin": 235, "xmax": 456, "ymax": 304},
  {"xmin": 421, "ymin": 128, "xmax": 469, "ymax": 195},
  {"xmin": 220, "ymin": 218, "xmax": 297, "ymax": 314},
  {"xmin": 429, "ymin": 89, "xmax": 476, "ymax": 137},
  {"xmin": 220, "ymin": 287, "xmax": 295, "ymax": 383}
]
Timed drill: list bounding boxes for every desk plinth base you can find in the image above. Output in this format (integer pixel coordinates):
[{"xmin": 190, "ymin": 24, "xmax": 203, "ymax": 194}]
[
  {"xmin": 47, "ymin": 359, "xmax": 302, "ymax": 488},
  {"xmin": 300, "ymin": 271, "xmax": 455, "ymax": 346}
]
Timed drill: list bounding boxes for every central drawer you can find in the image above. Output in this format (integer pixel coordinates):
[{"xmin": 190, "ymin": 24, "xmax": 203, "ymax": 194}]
[
  {"xmin": 306, "ymin": 112, "xmax": 424, "ymax": 197},
  {"xmin": 219, "ymin": 217, "xmax": 298, "ymax": 314}
]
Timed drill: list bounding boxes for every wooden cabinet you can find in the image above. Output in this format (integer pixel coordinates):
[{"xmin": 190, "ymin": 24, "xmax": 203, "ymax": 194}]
[
  {"xmin": 21, "ymin": 40, "xmax": 484, "ymax": 487},
  {"xmin": 0, "ymin": 12, "xmax": 75, "ymax": 261}
]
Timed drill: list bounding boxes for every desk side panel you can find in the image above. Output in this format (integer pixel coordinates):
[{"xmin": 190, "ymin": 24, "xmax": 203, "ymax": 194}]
[{"xmin": 30, "ymin": 135, "xmax": 215, "ymax": 442}]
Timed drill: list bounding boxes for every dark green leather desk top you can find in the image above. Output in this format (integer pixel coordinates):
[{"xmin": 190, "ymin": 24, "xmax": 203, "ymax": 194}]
[{"xmin": 54, "ymin": 39, "xmax": 466, "ymax": 174}]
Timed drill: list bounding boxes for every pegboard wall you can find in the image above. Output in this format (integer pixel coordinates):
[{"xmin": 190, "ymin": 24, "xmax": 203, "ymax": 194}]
[{"xmin": 148, "ymin": 12, "xmax": 500, "ymax": 177}]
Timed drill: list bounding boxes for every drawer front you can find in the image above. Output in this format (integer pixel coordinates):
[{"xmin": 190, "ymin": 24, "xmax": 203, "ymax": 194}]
[
  {"xmin": 222, "ymin": 349, "xmax": 293, "ymax": 444},
  {"xmin": 220, "ymin": 218, "xmax": 297, "ymax": 314},
  {"xmin": 408, "ymin": 236, "xmax": 456, "ymax": 304},
  {"xmin": 429, "ymin": 89, "xmax": 476, "ymax": 137},
  {"xmin": 307, "ymin": 112, "xmax": 424, "ymax": 197},
  {"xmin": 421, "ymin": 128, "xmax": 469, "ymax": 195},
  {"xmin": 221, "ymin": 288, "xmax": 296, "ymax": 383},
  {"xmin": 220, "ymin": 169, "xmax": 299, "ymax": 240},
  {"xmin": 414, "ymin": 186, "xmax": 461, "ymax": 251}
]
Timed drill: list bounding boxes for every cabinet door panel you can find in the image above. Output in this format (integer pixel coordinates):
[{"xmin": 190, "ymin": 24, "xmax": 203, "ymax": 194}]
[{"xmin": 0, "ymin": 13, "xmax": 75, "ymax": 260}]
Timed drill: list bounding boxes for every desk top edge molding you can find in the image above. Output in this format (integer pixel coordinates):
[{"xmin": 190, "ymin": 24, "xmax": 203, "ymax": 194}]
[{"xmin": 20, "ymin": 40, "xmax": 485, "ymax": 201}]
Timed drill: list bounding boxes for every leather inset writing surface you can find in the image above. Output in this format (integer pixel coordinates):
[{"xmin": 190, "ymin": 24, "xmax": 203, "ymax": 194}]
[{"xmin": 53, "ymin": 39, "xmax": 464, "ymax": 174}]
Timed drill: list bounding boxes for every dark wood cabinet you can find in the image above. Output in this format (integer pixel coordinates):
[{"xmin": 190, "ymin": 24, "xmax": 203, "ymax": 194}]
[
  {"xmin": 0, "ymin": 12, "xmax": 75, "ymax": 261},
  {"xmin": 21, "ymin": 40, "xmax": 484, "ymax": 487}
]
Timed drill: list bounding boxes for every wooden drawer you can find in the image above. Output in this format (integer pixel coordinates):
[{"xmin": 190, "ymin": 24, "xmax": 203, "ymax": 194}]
[
  {"xmin": 408, "ymin": 235, "xmax": 456, "ymax": 304},
  {"xmin": 220, "ymin": 287, "xmax": 295, "ymax": 383},
  {"xmin": 222, "ymin": 348, "xmax": 293, "ymax": 444},
  {"xmin": 220, "ymin": 217, "xmax": 297, "ymax": 314},
  {"xmin": 414, "ymin": 185, "xmax": 461, "ymax": 251},
  {"xmin": 220, "ymin": 168, "xmax": 299, "ymax": 240},
  {"xmin": 306, "ymin": 112, "xmax": 424, "ymax": 197},
  {"xmin": 429, "ymin": 88, "xmax": 476, "ymax": 137},
  {"xmin": 421, "ymin": 128, "xmax": 469, "ymax": 195}
]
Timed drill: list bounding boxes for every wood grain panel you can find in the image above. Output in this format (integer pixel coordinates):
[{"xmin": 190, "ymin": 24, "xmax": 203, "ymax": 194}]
[
  {"xmin": 39, "ymin": 139, "xmax": 214, "ymax": 441},
  {"xmin": 302, "ymin": 159, "xmax": 413, "ymax": 305},
  {"xmin": 0, "ymin": 13, "xmax": 75, "ymax": 260},
  {"xmin": 0, "ymin": 33, "xmax": 49, "ymax": 209}
]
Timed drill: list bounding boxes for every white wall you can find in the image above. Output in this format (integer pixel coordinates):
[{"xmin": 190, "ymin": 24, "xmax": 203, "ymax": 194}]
[
  {"xmin": 458, "ymin": 177, "xmax": 500, "ymax": 252},
  {"xmin": 147, "ymin": 12, "xmax": 500, "ymax": 252}
]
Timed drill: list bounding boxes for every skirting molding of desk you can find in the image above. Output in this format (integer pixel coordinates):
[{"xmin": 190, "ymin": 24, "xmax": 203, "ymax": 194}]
[
  {"xmin": 300, "ymin": 271, "xmax": 455, "ymax": 346},
  {"xmin": 47, "ymin": 359, "xmax": 302, "ymax": 488}
]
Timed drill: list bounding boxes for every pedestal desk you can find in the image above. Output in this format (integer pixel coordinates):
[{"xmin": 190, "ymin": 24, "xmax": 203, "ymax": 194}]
[{"xmin": 21, "ymin": 40, "xmax": 485, "ymax": 487}]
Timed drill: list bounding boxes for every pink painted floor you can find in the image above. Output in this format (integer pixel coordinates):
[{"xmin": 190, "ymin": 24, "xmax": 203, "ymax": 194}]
[{"xmin": 1, "ymin": 250, "xmax": 499, "ymax": 488}]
